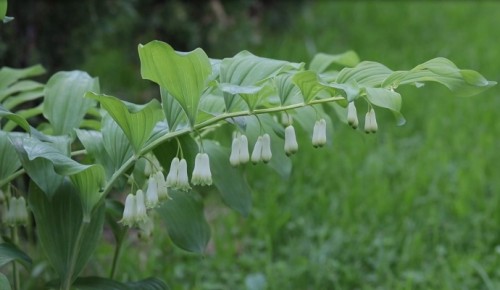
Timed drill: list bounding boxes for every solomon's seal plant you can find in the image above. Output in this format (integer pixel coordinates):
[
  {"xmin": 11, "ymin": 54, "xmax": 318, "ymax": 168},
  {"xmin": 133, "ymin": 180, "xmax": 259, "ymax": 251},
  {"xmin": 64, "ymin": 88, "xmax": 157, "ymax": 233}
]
[{"xmin": 0, "ymin": 37, "xmax": 495, "ymax": 289}]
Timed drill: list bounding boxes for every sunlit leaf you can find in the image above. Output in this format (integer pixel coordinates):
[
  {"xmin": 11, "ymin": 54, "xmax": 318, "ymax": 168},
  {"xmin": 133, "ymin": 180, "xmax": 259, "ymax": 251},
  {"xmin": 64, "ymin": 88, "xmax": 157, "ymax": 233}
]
[
  {"xmin": 157, "ymin": 190, "xmax": 210, "ymax": 253},
  {"xmin": 138, "ymin": 40, "xmax": 211, "ymax": 126},
  {"xmin": 29, "ymin": 181, "xmax": 105, "ymax": 286},
  {"xmin": 0, "ymin": 241, "xmax": 32, "ymax": 269},
  {"xmin": 43, "ymin": 71, "xmax": 99, "ymax": 135},
  {"xmin": 204, "ymin": 141, "xmax": 252, "ymax": 216},
  {"xmin": 292, "ymin": 70, "xmax": 336, "ymax": 103},
  {"xmin": 336, "ymin": 61, "xmax": 393, "ymax": 87},
  {"xmin": 219, "ymin": 83, "xmax": 273, "ymax": 111},
  {"xmin": 86, "ymin": 92, "xmax": 163, "ymax": 153},
  {"xmin": 101, "ymin": 114, "xmax": 134, "ymax": 171},
  {"xmin": 309, "ymin": 51, "xmax": 360, "ymax": 73}
]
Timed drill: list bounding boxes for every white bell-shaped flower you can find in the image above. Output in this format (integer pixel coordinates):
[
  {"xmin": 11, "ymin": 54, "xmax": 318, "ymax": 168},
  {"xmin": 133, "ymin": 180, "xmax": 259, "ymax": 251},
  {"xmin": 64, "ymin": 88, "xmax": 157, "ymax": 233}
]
[
  {"xmin": 251, "ymin": 136, "xmax": 263, "ymax": 164},
  {"xmin": 312, "ymin": 119, "xmax": 327, "ymax": 147},
  {"xmin": 238, "ymin": 135, "xmax": 250, "ymax": 164},
  {"xmin": 284, "ymin": 125, "xmax": 299, "ymax": 156},
  {"xmin": 261, "ymin": 133, "xmax": 272, "ymax": 163},
  {"xmin": 145, "ymin": 176, "xmax": 159, "ymax": 209},
  {"xmin": 192, "ymin": 153, "xmax": 212, "ymax": 186},
  {"xmin": 5, "ymin": 197, "xmax": 29, "ymax": 227},
  {"xmin": 229, "ymin": 137, "xmax": 240, "ymax": 166},
  {"xmin": 166, "ymin": 157, "xmax": 180, "ymax": 187},
  {"xmin": 135, "ymin": 189, "xmax": 148, "ymax": 223},
  {"xmin": 176, "ymin": 158, "xmax": 191, "ymax": 191},
  {"xmin": 120, "ymin": 193, "xmax": 137, "ymax": 227},
  {"xmin": 364, "ymin": 108, "xmax": 378, "ymax": 134},
  {"xmin": 155, "ymin": 171, "xmax": 170, "ymax": 200},
  {"xmin": 347, "ymin": 102, "xmax": 359, "ymax": 129}
]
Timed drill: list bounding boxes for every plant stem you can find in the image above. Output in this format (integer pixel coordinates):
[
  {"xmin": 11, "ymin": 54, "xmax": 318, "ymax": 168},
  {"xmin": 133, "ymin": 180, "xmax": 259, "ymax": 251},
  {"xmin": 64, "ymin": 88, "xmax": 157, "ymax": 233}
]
[
  {"xmin": 11, "ymin": 227, "xmax": 20, "ymax": 290},
  {"xmin": 60, "ymin": 221, "xmax": 89, "ymax": 290},
  {"xmin": 0, "ymin": 169, "xmax": 25, "ymax": 189},
  {"xmin": 109, "ymin": 232, "xmax": 126, "ymax": 279}
]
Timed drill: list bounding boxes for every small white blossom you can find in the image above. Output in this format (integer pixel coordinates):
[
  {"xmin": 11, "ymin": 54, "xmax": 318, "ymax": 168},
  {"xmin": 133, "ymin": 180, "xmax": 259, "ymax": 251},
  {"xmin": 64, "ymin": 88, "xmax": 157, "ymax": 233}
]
[
  {"xmin": 154, "ymin": 171, "xmax": 170, "ymax": 200},
  {"xmin": 192, "ymin": 153, "xmax": 212, "ymax": 186},
  {"xmin": 135, "ymin": 189, "xmax": 148, "ymax": 223},
  {"xmin": 284, "ymin": 125, "xmax": 298, "ymax": 156},
  {"xmin": 347, "ymin": 102, "xmax": 359, "ymax": 129},
  {"xmin": 230, "ymin": 137, "xmax": 240, "ymax": 166},
  {"xmin": 145, "ymin": 176, "xmax": 159, "ymax": 209},
  {"xmin": 312, "ymin": 119, "xmax": 327, "ymax": 147},
  {"xmin": 120, "ymin": 193, "xmax": 137, "ymax": 227},
  {"xmin": 238, "ymin": 135, "xmax": 250, "ymax": 164},
  {"xmin": 251, "ymin": 136, "xmax": 263, "ymax": 164},
  {"xmin": 364, "ymin": 108, "xmax": 378, "ymax": 134},
  {"xmin": 261, "ymin": 133, "xmax": 272, "ymax": 163},
  {"xmin": 166, "ymin": 157, "xmax": 180, "ymax": 187},
  {"xmin": 5, "ymin": 197, "xmax": 29, "ymax": 227},
  {"xmin": 176, "ymin": 158, "xmax": 191, "ymax": 191}
]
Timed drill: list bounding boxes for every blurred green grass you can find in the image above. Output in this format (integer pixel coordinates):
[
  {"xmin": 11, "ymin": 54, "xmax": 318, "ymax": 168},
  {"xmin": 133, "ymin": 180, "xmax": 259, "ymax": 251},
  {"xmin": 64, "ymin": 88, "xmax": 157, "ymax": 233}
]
[{"xmin": 93, "ymin": 2, "xmax": 500, "ymax": 289}]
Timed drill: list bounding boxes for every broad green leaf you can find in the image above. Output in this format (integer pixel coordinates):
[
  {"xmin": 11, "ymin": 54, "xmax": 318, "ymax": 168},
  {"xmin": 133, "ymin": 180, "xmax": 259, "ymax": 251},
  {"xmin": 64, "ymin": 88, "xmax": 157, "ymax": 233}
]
[
  {"xmin": 101, "ymin": 114, "xmax": 134, "ymax": 171},
  {"xmin": 220, "ymin": 50, "xmax": 302, "ymax": 110},
  {"xmin": 0, "ymin": 80, "xmax": 43, "ymax": 101},
  {"xmin": 365, "ymin": 87, "xmax": 405, "ymax": 125},
  {"xmin": 0, "ymin": 241, "xmax": 32, "ymax": 269},
  {"xmin": 69, "ymin": 165, "xmax": 105, "ymax": 220},
  {"xmin": 1, "ymin": 103, "xmax": 42, "ymax": 132},
  {"xmin": 157, "ymin": 190, "xmax": 210, "ymax": 253},
  {"xmin": 160, "ymin": 87, "xmax": 187, "ymax": 131},
  {"xmin": 0, "ymin": 131, "xmax": 21, "ymax": 180},
  {"xmin": 219, "ymin": 83, "xmax": 273, "ymax": 111},
  {"xmin": 0, "ymin": 0, "xmax": 7, "ymax": 20},
  {"xmin": 43, "ymin": 71, "xmax": 99, "ymax": 135},
  {"xmin": 0, "ymin": 65, "xmax": 45, "ymax": 89},
  {"xmin": 0, "ymin": 273, "xmax": 11, "ymax": 290},
  {"xmin": 75, "ymin": 129, "xmax": 116, "ymax": 179},
  {"xmin": 274, "ymin": 73, "xmax": 301, "ymax": 105},
  {"xmin": 2, "ymin": 87, "xmax": 44, "ymax": 110},
  {"xmin": 0, "ymin": 104, "xmax": 30, "ymax": 132},
  {"xmin": 29, "ymin": 181, "xmax": 105, "ymax": 286},
  {"xmin": 138, "ymin": 40, "xmax": 211, "ymax": 126},
  {"xmin": 292, "ymin": 71, "xmax": 336, "ymax": 103},
  {"xmin": 61, "ymin": 276, "xmax": 169, "ymax": 290},
  {"xmin": 87, "ymin": 92, "xmax": 162, "ymax": 153},
  {"xmin": 245, "ymin": 115, "xmax": 292, "ymax": 179},
  {"xmin": 336, "ymin": 61, "xmax": 393, "ymax": 87},
  {"xmin": 204, "ymin": 141, "xmax": 252, "ymax": 216},
  {"xmin": 309, "ymin": 51, "xmax": 360, "ymax": 73},
  {"xmin": 382, "ymin": 57, "xmax": 496, "ymax": 97}
]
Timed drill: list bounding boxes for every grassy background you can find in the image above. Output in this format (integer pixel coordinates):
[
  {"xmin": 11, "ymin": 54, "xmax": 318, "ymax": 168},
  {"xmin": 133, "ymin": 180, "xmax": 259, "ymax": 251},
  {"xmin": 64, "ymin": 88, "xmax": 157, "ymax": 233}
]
[{"xmin": 86, "ymin": 1, "xmax": 499, "ymax": 289}]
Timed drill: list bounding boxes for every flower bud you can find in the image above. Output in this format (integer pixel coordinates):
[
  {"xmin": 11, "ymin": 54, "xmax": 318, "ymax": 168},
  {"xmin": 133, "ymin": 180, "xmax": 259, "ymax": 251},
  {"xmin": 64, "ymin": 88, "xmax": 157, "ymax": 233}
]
[
  {"xmin": 229, "ymin": 137, "xmax": 240, "ymax": 166},
  {"xmin": 192, "ymin": 153, "xmax": 212, "ymax": 186},
  {"xmin": 312, "ymin": 119, "xmax": 327, "ymax": 147},
  {"xmin": 166, "ymin": 157, "xmax": 180, "ymax": 187},
  {"xmin": 251, "ymin": 136, "xmax": 263, "ymax": 164},
  {"xmin": 238, "ymin": 135, "xmax": 250, "ymax": 164},
  {"xmin": 347, "ymin": 102, "xmax": 359, "ymax": 129},
  {"xmin": 281, "ymin": 112, "xmax": 293, "ymax": 126},
  {"xmin": 145, "ymin": 176, "xmax": 159, "ymax": 209},
  {"xmin": 135, "ymin": 189, "xmax": 148, "ymax": 223},
  {"xmin": 261, "ymin": 134, "xmax": 272, "ymax": 163},
  {"xmin": 120, "ymin": 193, "xmax": 137, "ymax": 227},
  {"xmin": 284, "ymin": 125, "xmax": 298, "ymax": 156},
  {"xmin": 176, "ymin": 159, "xmax": 191, "ymax": 191},
  {"xmin": 364, "ymin": 108, "xmax": 378, "ymax": 134}
]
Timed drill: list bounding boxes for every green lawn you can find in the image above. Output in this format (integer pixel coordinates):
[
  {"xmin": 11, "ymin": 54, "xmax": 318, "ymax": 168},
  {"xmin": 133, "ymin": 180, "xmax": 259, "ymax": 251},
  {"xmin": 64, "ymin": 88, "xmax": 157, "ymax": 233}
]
[{"xmin": 94, "ymin": 2, "xmax": 500, "ymax": 289}]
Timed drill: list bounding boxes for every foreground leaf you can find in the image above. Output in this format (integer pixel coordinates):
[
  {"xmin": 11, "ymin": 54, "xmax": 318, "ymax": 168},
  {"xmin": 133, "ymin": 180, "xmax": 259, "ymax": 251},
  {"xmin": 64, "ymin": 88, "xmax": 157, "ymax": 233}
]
[
  {"xmin": 0, "ymin": 65, "xmax": 45, "ymax": 91},
  {"xmin": 0, "ymin": 241, "xmax": 32, "ymax": 269},
  {"xmin": 0, "ymin": 104, "xmax": 30, "ymax": 132},
  {"xmin": 0, "ymin": 273, "xmax": 11, "ymax": 290},
  {"xmin": 0, "ymin": 131, "xmax": 21, "ymax": 181},
  {"xmin": 309, "ymin": 51, "xmax": 360, "ymax": 73},
  {"xmin": 157, "ymin": 191, "xmax": 210, "ymax": 253}
]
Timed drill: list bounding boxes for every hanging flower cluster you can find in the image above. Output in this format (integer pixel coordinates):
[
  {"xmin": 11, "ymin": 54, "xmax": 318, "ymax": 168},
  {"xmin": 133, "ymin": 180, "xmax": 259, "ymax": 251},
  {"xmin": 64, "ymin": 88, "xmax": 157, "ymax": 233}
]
[
  {"xmin": 364, "ymin": 108, "xmax": 378, "ymax": 133},
  {"xmin": 230, "ymin": 134, "xmax": 250, "ymax": 166},
  {"xmin": 251, "ymin": 133, "xmax": 272, "ymax": 164},
  {"xmin": 166, "ymin": 157, "xmax": 191, "ymax": 191},
  {"xmin": 4, "ymin": 196, "xmax": 29, "ymax": 227}
]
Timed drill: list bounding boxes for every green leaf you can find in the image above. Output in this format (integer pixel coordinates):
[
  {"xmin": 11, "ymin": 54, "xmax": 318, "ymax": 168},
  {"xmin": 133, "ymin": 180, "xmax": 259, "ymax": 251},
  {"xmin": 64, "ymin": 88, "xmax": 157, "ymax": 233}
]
[
  {"xmin": 43, "ymin": 71, "xmax": 99, "ymax": 135},
  {"xmin": 0, "ymin": 80, "xmax": 43, "ymax": 101},
  {"xmin": 0, "ymin": 104, "xmax": 31, "ymax": 132},
  {"xmin": 29, "ymin": 181, "xmax": 105, "ymax": 286},
  {"xmin": 0, "ymin": 0, "xmax": 7, "ymax": 20},
  {"xmin": 153, "ymin": 134, "xmax": 198, "ymax": 179},
  {"xmin": 0, "ymin": 131, "xmax": 21, "ymax": 180},
  {"xmin": 336, "ymin": 61, "xmax": 393, "ymax": 87},
  {"xmin": 309, "ymin": 51, "xmax": 360, "ymax": 73},
  {"xmin": 157, "ymin": 191, "xmax": 210, "ymax": 253},
  {"xmin": 2, "ymin": 87, "xmax": 44, "ymax": 110},
  {"xmin": 75, "ymin": 129, "xmax": 116, "ymax": 179},
  {"xmin": 69, "ymin": 165, "xmax": 105, "ymax": 220},
  {"xmin": 274, "ymin": 73, "xmax": 301, "ymax": 105},
  {"xmin": 292, "ymin": 71, "xmax": 336, "ymax": 103},
  {"xmin": 204, "ymin": 141, "xmax": 252, "ymax": 216},
  {"xmin": 382, "ymin": 57, "xmax": 496, "ymax": 96},
  {"xmin": 0, "ymin": 65, "xmax": 45, "ymax": 89},
  {"xmin": 61, "ymin": 276, "xmax": 169, "ymax": 290},
  {"xmin": 0, "ymin": 273, "xmax": 11, "ymax": 290},
  {"xmin": 138, "ymin": 40, "xmax": 211, "ymax": 126},
  {"xmin": 101, "ymin": 114, "xmax": 134, "ymax": 171},
  {"xmin": 364, "ymin": 87, "xmax": 405, "ymax": 125},
  {"xmin": 160, "ymin": 87, "xmax": 188, "ymax": 132},
  {"xmin": 0, "ymin": 241, "xmax": 32, "ymax": 269},
  {"xmin": 219, "ymin": 83, "xmax": 273, "ymax": 111},
  {"xmin": 220, "ymin": 50, "xmax": 302, "ymax": 110},
  {"xmin": 87, "ymin": 92, "xmax": 163, "ymax": 153}
]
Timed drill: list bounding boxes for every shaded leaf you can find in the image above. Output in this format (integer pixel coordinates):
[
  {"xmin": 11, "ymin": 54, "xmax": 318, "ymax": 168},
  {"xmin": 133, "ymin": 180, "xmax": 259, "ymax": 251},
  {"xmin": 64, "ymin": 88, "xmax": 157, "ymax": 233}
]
[
  {"xmin": 365, "ymin": 87, "xmax": 405, "ymax": 125},
  {"xmin": 274, "ymin": 73, "xmax": 301, "ymax": 105},
  {"xmin": 58, "ymin": 276, "xmax": 169, "ymax": 290},
  {"xmin": 0, "ymin": 104, "xmax": 30, "ymax": 132},
  {"xmin": 87, "ymin": 92, "xmax": 163, "ymax": 153},
  {"xmin": 43, "ymin": 71, "xmax": 99, "ymax": 135},
  {"xmin": 0, "ymin": 131, "xmax": 21, "ymax": 180},
  {"xmin": 101, "ymin": 114, "xmax": 134, "ymax": 171},
  {"xmin": 157, "ymin": 191, "xmax": 210, "ymax": 253},
  {"xmin": 309, "ymin": 51, "xmax": 360, "ymax": 73},
  {"xmin": 153, "ymin": 134, "xmax": 199, "ymax": 178},
  {"xmin": 29, "ymin": 181, "xmax": 105, "ymax": 286},
  {"xmin": 204, "ymin": 141, "xmax": 252, "ymax": 216},
  {"xmin": 336, "ymin": 61, "xmax": 393, "ymax": 87},
  {"xmin": 0, "ymin": 241, "xmax": 32, "ymax": 269},
  {"xmin": 75, "ymin": 129, "xmax": 116, "ymax": 179},
  {"xmin": 160, "ymin": 87, "xmax": 187, "ymax": 131},
  {"xmin": 139, "ymin": 40, "xmax": 211, "ymax": 126},
  {"xmin": 0, "ymin": 273, "xmax": 11, "ymax": 290}
]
